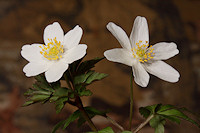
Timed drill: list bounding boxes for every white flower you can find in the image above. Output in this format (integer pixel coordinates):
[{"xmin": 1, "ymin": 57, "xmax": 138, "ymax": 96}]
[
  {"xmin": 104, "ymin": 16, "xmax": 180, "ymax": 87},
  {"xmin": 21, "ymin": 22, "xmax": 87, "ymax": 83}
]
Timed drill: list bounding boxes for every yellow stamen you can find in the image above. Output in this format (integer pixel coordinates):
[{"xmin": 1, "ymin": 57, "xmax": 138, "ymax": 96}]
[
  {"xmin": 131, "ymin": 40, "xmax": 155, "ymax": 63},
  {"xmin": 39, "ymin": 37, "xmax": 64, "ymax": 60}
]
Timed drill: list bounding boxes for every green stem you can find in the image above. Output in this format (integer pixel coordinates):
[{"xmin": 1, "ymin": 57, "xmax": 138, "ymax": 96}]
[
  {"xmin": 132, "ymin": 114, "xmax": 154, "ymax": 133},
  {"xmin": 129, "ymin": 72, "xmax": 134, "ymax": 130},
  {"xmin": 75, "ymin": 96, "xmax": 98, "ymax": 132}
]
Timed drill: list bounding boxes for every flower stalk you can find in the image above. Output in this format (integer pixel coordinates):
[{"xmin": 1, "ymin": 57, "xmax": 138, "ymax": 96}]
[
  {"xmin": 129, "ymin": 72, "xmax": 134, "ymax": 130},
  {"xmin": 132, "ymin": 114, "xmax": 154, "ymax": 133},
  {"xmin": 75, "ymin": 96, "xmax": 98, "ymax": 132},
  {"xmin": 106, "ymin": 116, "xmax": 124, "ymax": 131}
]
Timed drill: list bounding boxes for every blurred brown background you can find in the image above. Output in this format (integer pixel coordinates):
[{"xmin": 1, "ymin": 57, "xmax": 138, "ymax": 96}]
[{"xmin": 0, "ymin": 0, "xmax": 200, "ymax": 133}]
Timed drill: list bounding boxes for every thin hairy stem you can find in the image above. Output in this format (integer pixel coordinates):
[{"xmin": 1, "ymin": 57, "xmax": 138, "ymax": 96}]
[
  {"xmin": 129, "ymin": 72, "xmax": 134, "ymax": 130},
  {"xmin": 132, "ymin": 114, "xmax": 154, "ymax": 133}
]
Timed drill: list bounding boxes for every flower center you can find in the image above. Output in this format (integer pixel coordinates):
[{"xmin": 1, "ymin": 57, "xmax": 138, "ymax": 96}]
[
  {"xmin": 131, "ymin": 40, "xmax": 155, "ymax": 63},
  {"xmin": 39, "ymin": 37, "xmax": 64, "ymax": 60}
]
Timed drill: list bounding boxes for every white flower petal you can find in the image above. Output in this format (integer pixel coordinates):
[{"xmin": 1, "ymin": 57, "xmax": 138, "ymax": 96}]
[
  {"xmin": 23, "ymin": 62, "xmax": 48, "ymax": 77},
  {"xmin": 62, "ymin": 44, "xmax": 87, "ymax": 64},
  {"xmin": 43, "ymin": 22, "xmax": 64, "ymax": 45},
  {"xmin": 132, "ymin": 62, "xmax": 150, "ymax": 87},
  {"xmin": 63, "ymin": 25, "xmax": 83, "ymax": 49},
  {"xmin": 21, "ymin": 44, "xmax": 47, "ymax": 63},
  {"xmin": 151, "ymin": 42, "xmax": 179, "ymax": 60},
  {"xmin": 107, "ymin": 22, "xmax": 131, "ymax": 50},
  {"xmin": 45, "ymin": 62, "xmax": 69, "ymax": 82},
  {"xmin": 104, "ymin": 48, "xmax": 135, "ymax": 66},
  {"xmin": 144, "ymin": 61, "xmax": 180, "ymax": 82},
  {"xmin": 130, "ymin": 16, "xmax": 149, "ymax": 48}
]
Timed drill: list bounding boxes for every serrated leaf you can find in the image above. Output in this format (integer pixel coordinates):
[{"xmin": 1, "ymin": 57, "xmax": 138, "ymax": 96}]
[
  {"xmin": 22, "ymin": 100, "xmax": 34, "ymax": 106},
  {"xmin": 63, "ymin": 110, "xmax": 81, "ymax": 129},
  {"xmin": 150, "ymin": 115, "xmax": 165, "ymax": 128},
  {"xmin": 159, "ymin": 115, "xmax": 181, "ymax": 124},
  {"xmin": 87, "ymin": 127, "xmax": 114, "ymax": 133},
  {"xmin": 85, "ymin": 72, "xmax": 108, "ymax": 84},
  {"xmin": 77, "ymin": 107, "xmax": 107, "ymax": 127},
  {"xmin": 24, "ymin": 88, "xmax": 34, "ymax": 96},
  {"xmin": 157, "ymin": 104, "xmax": 175, "ymax": 113},
  {"xmin": 79, "ymin": 89, "xmax": 93, "ymax": 96},
  {"xmin": 77, "ymin": 57, "xmax": 104, "ymax": 74},
  {"xmin": 158, "ymin": 109, "xmax": 200, "ymax": 127},
  {"xmin": 53, "ymin": 87, "xmax": 69, "ymax": 97},
  {"xmin": 51, "ymin": 81, "xmax": 61, "ymax": 90},
  {"xmin": 55, "ymin": 97, "xmax": 68, "ymax": 114},
  {"xmin": 34, "ymin": 74, "xmax": 46, "ymax": 83},
  {"xmin": 49, "ymin": 96, "xmax": 59, "ymax": 102},
  {"xmin": 74, "ymin": 71, "xmax": 94, "ymax": 85},
  {"xmin": 139, "ymin": 107, "xmax": 151, "ymax": 118},
  {"xmin": 33, "ymin": 90, "xmax": 52, "ymax": 95},
  {"xmin": 69, "ymin": 57, "xmax": 84, "ymax": 74},
  {"xmin": 30, "ymin": 94, "xmax": 50, "ymax": 102},
  {"xmin": 85, "ymin": 106, "xmax": 107, "ymax": 116},
  {"xmin": 34, "ymin": 81, "xmax": 54, "ymax": 92},
  {"xmin": 146, "ymin": 104, "xmax": 161, "ymax": 114},
  {"xmin": 150, "ymin": 115, "xmax": 165, "ymax": 133},
  {"xmin": 155, "ymin": 123, "xmax": 164, "ymax": 133},
  {"xmin": 51, "ymin": 120, "xmax": 66, "ymax": 133}
]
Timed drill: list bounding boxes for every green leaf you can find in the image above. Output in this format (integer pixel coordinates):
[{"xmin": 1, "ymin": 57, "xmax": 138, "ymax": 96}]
[
  {"xmin": 157, "ymin": 104, "xmax": 175, "ymax": 113},
  {"xmin": 51, "ymin": 120, "xmax": 66, "ymax": 133},
  {"xmin": 22, "ymin": 100, "xmax": 34, "ymax": 106},
  {"xmin": 77, "ymin": 57, "xmax": 104, "ymax": 74},
  {"xmin": 159, "ymin": 115, "xmax": 181, "ymax": 124},
  {"xmin": 55, "ymin": 97, "xmax": 68, "ymax": 114},
  {"xmin": 155, "ymin": 123, "xmax": 164, "ymax": 133},
  {"xmin": 53, "ymin": 87, "xmax": 69, "ymax": 97},
  {"xmin": 139, "ymin": 107, "xmax": 151, "ymax": 118},
  {"xmin": 87, "ymin": 127, "xmax": 114, "ymax": 133},
  {"xmin": 150, "ymin": 115, "xmax": 165, "ymax": 128},
  {"xmin": 30, "ymin": 94, "xmax": 50, "ymax": 102},
  {"xmin": 85, "ymin": 106, "xmax": 107, "ymax": 116},
  {"xmin": 146, "ymin": 104, "xmax": 162, "ymax": 114},
  {"xmin": 24, "ymin": 88, "xmax": 34, "ymax": 96},
  {"xmin": 74, "ymin": 71, "xmax": 94, "ymax": 85},
  {"xmin": 34, "ymin": 74, "xmax": 47, "ymax": 83},
  {"xmin": 69, "ymin": 57, "xmax": 84, "ymax": 74},
  {"xmin": 63, "ymin": 110, "xmax": 81, "ymax": 129},
  {"xmin": 150, "ymin": 115, "xmax": 165, "ymax": 133},
  {"xmin": 79, "ymin": 89, "xmax": 93, "ymax": 96},
  {"xmin": 157, "ymin": 108, "xmax": 200, "ymax": 127},
  {"xmin": 85, "ymin": 72, "xmax": 108, "ymax": 84},
  {"xmin": 51, "ymin": 81, "xmax": 61, "ymax": 90},
  {"xmin": 78, "ymin": 107, "xmax": 107, "ymax": 127}
]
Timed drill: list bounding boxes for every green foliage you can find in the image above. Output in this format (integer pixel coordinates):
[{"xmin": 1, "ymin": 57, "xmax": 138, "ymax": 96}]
[
  {"xmin": 77, "ymin": 57, "xmax": 105, "ymax": 74},
  {"xmin": 139, "ymin": 104, "xmax": 200, "ymax": 133},
  {"xmin": 52, "ymin": 106, "xmax": 107, "ymax": 133},
  {"xmin": 23, "ymin": 74, "xmax": 70, "ymax": 114},
  {"xmin": 150, "ymin": 115, "xmax": 165, "ymax": 133},
  {"xmin": 77, "ymin": 106, "xmax": 107, "ymax": 127},
  {"xmin": 63, "ymin": 110, "xmax": 81, "ymax": 129},
  {"xmin": 23, "ymin": 74, "xmax": 53, "ymax": 106},
  {"xmin": 24, "ymin": 57, "xmax": 107, "ymax": 132},
  {"xmin": 74, "ymin": 70, "xmax": 108, "ymax": 86},
  {"xmin": 52, "ymin": 120, "xmax": 66, "ymax": 133},
  {"xmin": 87, "ymin": 127, "xmax": 114, "ymax": 133}
]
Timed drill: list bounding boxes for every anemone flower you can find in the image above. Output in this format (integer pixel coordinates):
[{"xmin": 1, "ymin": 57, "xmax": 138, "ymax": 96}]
[
  {"xmin": 21, "ymin": 22, "xmax": 87, "ymax": 82},
  {"xmin": 104, "ymin": 16, "xmax": 180, "ymax": 87}
]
